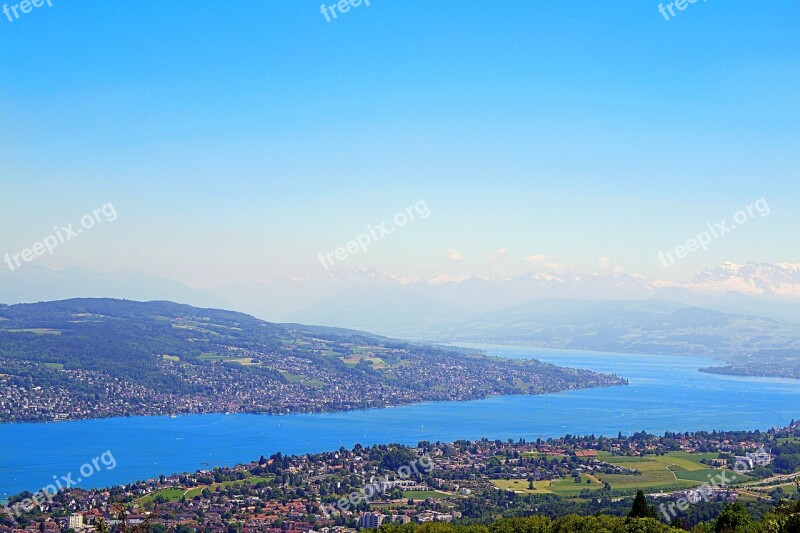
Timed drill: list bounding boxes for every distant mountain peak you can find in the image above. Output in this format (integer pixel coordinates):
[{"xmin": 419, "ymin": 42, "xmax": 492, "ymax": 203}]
[
  {"xmin": 689, "ymin": 261, "xmax": 800, "ymax": 297},
  {"xmin": 427, "ymin": 274, "xmax": 503, "ymax": 285},
  {"xmin": 4, "ymin": 261, "xmax": 800, "ymax": 330},
  {"xmin": 778, "ymin": 262, "xmax": 800, "ymax": 272}
]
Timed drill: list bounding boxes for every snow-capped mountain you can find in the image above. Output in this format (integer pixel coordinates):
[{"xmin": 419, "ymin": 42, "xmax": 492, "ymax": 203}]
[
  {"xmin": 2, "ymin": 262, "xmax": 799, "ymax": 330},
  {"xmin": 686, "ymin": 262, "xmax": 800, "ymax": 297},
  {"xmin": 268, "ymin": 263, "xmax": 800, "ymax": 331}
]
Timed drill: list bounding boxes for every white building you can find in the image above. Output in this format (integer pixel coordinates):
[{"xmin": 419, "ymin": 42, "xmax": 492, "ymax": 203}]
[
  {"xmin": 68, "ymin": 513, "xmax": 84, "ymax": 531},
  {"xmin": 357, "ymin": 513, "xmax": 385, "ymax": 529}
]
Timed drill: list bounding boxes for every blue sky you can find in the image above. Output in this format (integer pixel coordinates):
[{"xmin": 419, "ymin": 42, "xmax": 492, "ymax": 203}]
[{"xmin": 1, "ymin": 0, "xmax": 798, "ymax": 287}]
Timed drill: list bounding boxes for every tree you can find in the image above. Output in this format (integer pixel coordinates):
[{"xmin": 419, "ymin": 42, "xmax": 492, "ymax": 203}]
[
  {"xmin": 670, "ymin": 517, "xmax": 688, "ymax": 530},
  {"xmin": 714, "ymin": 502, "xmax": 751, "ymax": 533},
  {"xmin": 111, "ymin": 504, "xmax": 151, "ymax": 533},
  {"xmin": 95, "ymin": 518, "xmax": 110, "ymax": 533},
  {"xmin": 628, "ymin": 490, "xmax": 658, "ymax": 519},
  {"xmin": 489, "ymin": 516, "xmax": 552, "ymax": 533}
]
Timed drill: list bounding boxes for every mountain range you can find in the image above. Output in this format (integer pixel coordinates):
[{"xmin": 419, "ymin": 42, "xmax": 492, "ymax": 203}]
[
  {"xmin": 3, "ymin": 261, "xmax": 799, "ymax": 327},
  {"xmin": 2, "ymin": 262, "xmax": 799, "ymax": 379}
]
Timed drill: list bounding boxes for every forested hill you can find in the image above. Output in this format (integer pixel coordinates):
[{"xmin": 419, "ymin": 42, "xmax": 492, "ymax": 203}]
[{"xmin": 0, "ymin": 299, "xmax": 626, "ymax": 422}]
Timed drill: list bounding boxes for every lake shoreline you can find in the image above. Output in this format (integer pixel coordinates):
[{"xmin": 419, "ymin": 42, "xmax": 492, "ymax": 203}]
[{"xmin": 3, "ymin": 345, "xmax": 798, "ymax": 500}]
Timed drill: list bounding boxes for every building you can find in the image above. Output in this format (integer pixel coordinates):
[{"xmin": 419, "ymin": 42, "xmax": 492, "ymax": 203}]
[
  {"xmin": 375, "ymin": 479, "xmax": 420, "ymax": 493},
  {"xmin": 68, "ymin": 513, "xmax": 84, "ymax": 531},
  {"xmin": 357, "ymin": 514, "xmax": 384, "ymax": 530},
  {"xmin": 747, "ymin": 450, "xmax": 771, "ymax": 466}
]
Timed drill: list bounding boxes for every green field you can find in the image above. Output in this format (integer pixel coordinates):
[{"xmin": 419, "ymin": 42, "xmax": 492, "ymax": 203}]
[
  {"xmin": 493, "ymin": 479, "xmax": 536, "ymax": 493},
  {"xmin": 746, "ymin": 478, "xmax": 800, "ymax": 497},
  {"xmin": 668, "ymin": 465, "xmax": 748, "ymax": 483},
  {"xmin": 197, "ymin": 353, "xmax": 259, "ymax": 366},
  {"xmin": 402, "ymin": 490, "xmax": 453, "ymax": 500},
  {"xmin": 657, "ymin": 452, "xmax": 719, "ymax": 468},
  {"xmin": 494, "ymin": 474, "xmax": 604, "ymax": 496},
  {"xmin": 223, "ymin": 357, "xmax": 257, "ymax": 366},
  {"xmin": 139, "ymin": 475, "xmax": 274, "ymax": 504},
  {"xmin": 280, "ymin": 371, "xmax": 306, "ymax": 383},
  {"xmin": 341, "ymin": 355, "xmax": 388, "ymax": 368},
  {"xmin": 596, "ymin": 452, "xmax": 748, "ymax": 491},
  {"xmin": 172, "ymin": 324, "xmax": 220, "ymax": 335},
  {"xmin": 138, "ymin": 488, "xmax": 186, "ymax": 504},
  {"xmin": 279, "ymin": 371, "xmax": 324, "ymax": 387},
  {"xmin": 493, "ymin": 452, "xmax": 750, "ymax": 497},
  {"xmin": 44, "ymin": 362, "xmax": 65, "ymax": 370},
  {"xmin": 7, "ymin": 328, "xmax": 61, "ymax": 335},
  {"xmin": 197, "ymin": 352, "xmax": 228, "ymax": 361},
  {"xmin": 184, "ymin": 476, "xmax": 274, "ymax": 499}
]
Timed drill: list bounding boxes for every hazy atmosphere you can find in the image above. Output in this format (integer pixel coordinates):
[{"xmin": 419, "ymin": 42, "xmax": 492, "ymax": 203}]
[
  {"xmin": 2, "ymin": 1, "xmax": 797, "ymax": 288},
  {"xmin": 2, "ymin": 2, "xmax": 799, "ymax": 533}
]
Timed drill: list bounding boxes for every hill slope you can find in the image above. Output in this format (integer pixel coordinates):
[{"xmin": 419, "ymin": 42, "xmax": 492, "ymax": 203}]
[{"xmin": 0, "ymin": 299, "xmax": 626, "ymax": 422}]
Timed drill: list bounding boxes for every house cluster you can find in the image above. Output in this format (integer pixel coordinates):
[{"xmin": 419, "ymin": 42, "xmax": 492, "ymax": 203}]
[
  {"xmin": 0, "ymin": 330, "xmax": 624, "ymax": 424},
  {"xmin": 3, "ymin": 425, "xmax": 794, "ymax": 533}
]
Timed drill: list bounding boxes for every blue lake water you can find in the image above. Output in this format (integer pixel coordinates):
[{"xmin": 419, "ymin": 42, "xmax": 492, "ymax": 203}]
[{"xmin": 2, "ymin": 345, "xmax": 799, "ymax": 502}]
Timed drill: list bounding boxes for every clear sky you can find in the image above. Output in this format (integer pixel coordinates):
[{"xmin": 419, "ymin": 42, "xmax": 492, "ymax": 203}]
[{"xmin": 1, "ymin": 0, "xmax": 798, "ymax": 287}]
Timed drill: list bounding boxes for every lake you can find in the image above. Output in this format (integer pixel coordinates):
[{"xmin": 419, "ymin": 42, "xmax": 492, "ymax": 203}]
[{"xmin": 2, "ymin": 345, "xmax": 798, "ymax": 501}]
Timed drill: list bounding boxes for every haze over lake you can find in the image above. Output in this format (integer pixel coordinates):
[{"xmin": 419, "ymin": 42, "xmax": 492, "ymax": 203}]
[{"xmin": 2, "ymin": 345, "xmax": 798, "ymax": 501}]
